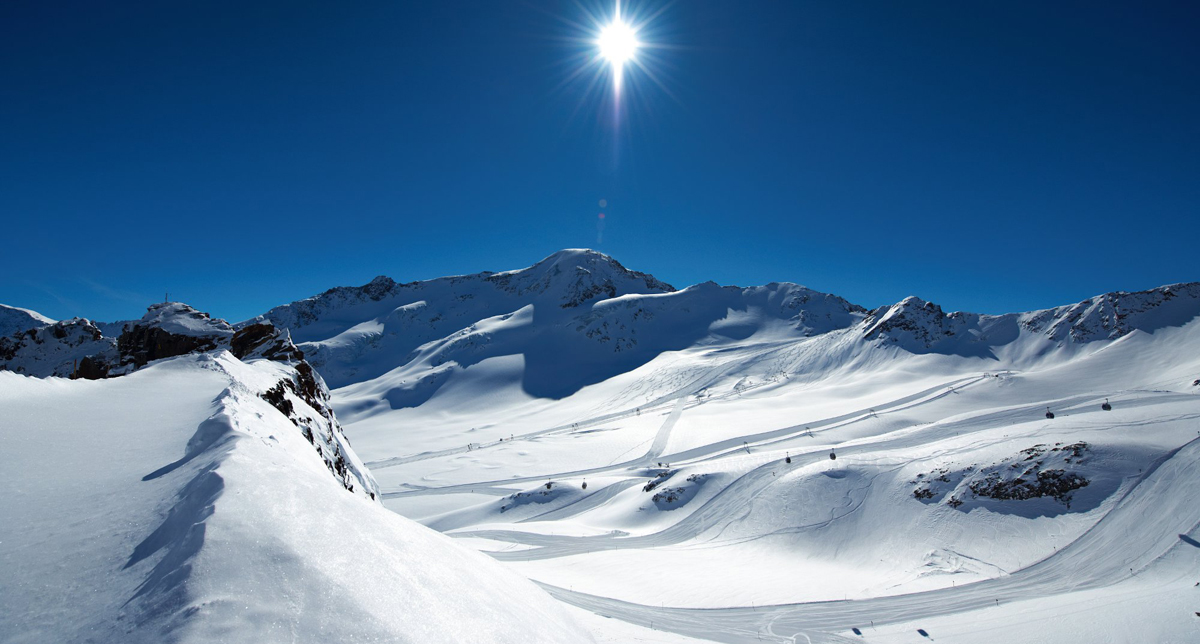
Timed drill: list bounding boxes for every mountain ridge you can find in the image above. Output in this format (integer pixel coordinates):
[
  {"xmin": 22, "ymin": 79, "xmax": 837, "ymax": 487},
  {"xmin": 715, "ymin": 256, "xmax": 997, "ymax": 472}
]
[{"xmin": 4, "ymin": 252, "xmax": 1198, "ymax": 400}]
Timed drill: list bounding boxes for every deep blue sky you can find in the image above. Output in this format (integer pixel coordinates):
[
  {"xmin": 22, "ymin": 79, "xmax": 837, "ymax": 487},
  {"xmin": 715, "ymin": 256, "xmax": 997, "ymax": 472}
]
[{"xmin": 2, "ymin": 1, "xmax": 1197, "ymax": 324}]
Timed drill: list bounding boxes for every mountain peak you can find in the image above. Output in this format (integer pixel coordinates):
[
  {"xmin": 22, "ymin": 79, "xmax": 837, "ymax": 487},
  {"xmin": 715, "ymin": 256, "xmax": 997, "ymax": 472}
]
[
  {"xmin": 537, "ymin": 248, "xmax": 610, "ymax": 263},
  {"xmin": 489, "ymin": 249, "xmax": 675, "ymax": 308},
  {"xmin": 138, "ymin": 302, "xmax": 234, "ymax": 338}
]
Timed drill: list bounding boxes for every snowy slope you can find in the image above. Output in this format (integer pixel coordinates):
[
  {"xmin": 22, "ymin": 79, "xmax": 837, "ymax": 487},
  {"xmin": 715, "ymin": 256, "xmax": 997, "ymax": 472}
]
[
  {"xmin": 271, "ymin": 250, "xmax": 1200, "ymax": 644},
  {"xmin": 346, "ymin": 310, "xmax": 1200, "ymax": 642},
  {"xmin": 247, "ymin": 249, "xmax": 677, "ymax": 388},
  {"xmin": 258, "ymin": 251, "xmax": 1199, "ymax": 427},
  {"xmin": 0, "ymin": 303, "xmax": 55, "ymax": 338},
  {"xmin": 5, "ymin": 251, "xmax": 1199, "ymax": 644},
  {"xmin": 0, "ymin": 353, "xmax": 592, "ymax": 644}
]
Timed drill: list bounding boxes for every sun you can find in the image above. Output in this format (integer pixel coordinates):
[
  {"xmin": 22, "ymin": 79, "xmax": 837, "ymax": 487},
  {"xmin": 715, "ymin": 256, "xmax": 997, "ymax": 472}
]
[
  {"xmin": 559, "ymin": 0, "xmax": 669, "ymax": 108},
  {"xmin": 595, "ymin": 2, "xmax": 641, "ymax": 95},
  {"xmin": 598, "ymin": 19, "xmax": 639, "ymax": 65}
]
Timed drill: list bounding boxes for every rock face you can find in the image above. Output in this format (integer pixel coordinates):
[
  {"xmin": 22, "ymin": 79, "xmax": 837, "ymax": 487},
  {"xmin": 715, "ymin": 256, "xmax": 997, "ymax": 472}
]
[
  {"xmin": 257, "ymin": 358, "xmax": 378, "ymax": 497},
  {"xmin": 1, "ymin": 302, "xmax": 240, "ymax": 378},
  {"xmin": 863, "ymin": 297, "xmax": 968, "ymax": 346},
  {"xmin": 0, "ymin": 318, "xmax": 118, "ymax": 378},
  {"xmin": 118, "ymin": 303, "xmax": 235, "ymax": 370},
  {"xmin": 231, "ymin": 322, "xmax": 305, "ymax": 362}
]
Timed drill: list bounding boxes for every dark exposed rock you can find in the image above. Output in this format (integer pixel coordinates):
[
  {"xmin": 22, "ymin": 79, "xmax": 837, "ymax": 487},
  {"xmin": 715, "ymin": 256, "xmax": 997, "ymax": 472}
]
[
  {"xmin": 969, "ymin": 469, "xmax": 1089, "ymax": 507},
  {"xmin": 118, "ymin": 325, "xmax": 222, "ymax": 370},
  {"xmin": 642, "ymin": 470, "xmax": 673, "ymax": 493},
  {"xmin": 912, "ymin": 442, "xmax": 1092, "ymax": 509},
  {"xmin": 256, "ymin": 357, "xmax": 358, "ymax": 493},
  {"xmin": 114, "ymin": 302, "xmax": 233, "ymax": 370},
  {"xmin": 231, "ymin": 323, "xmax": 305, "ymax": 362},
  {"xmin": 0, "ymin": 318, "xmax": 117, "ymax": 378},
  {"xmin": 75, "ymin": 355, "xmax": 111, "ymax": 380}
]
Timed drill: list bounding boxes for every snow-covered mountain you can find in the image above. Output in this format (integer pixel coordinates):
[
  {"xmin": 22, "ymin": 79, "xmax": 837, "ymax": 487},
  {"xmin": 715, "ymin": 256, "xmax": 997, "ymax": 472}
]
[
  {"xmin": 245, "ymin": 249, "xmax": 676, "ymax": 390},
  {"xmin": 252, "ymin": 250, "xmax": 1199, "ymax": 644},
  {"xmin": 4, "ymin": 250, "xmax": 1200, "ymax": 644},
  {"xmin": 0, "ymin": 303, "xmax": 55, "ymax": 338},
  {"xmin": 251, "ymin": 249, "xmax": 1200, "ymax": 422},
  {"xmin": 861, "ymin": 282, "xmax": 1200, "ymax": 355}
]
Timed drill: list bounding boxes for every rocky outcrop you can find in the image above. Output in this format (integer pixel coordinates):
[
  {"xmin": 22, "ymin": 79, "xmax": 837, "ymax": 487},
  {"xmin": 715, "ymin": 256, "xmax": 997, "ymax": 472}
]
[
  {"xmin": 231, "ymin": 322, "xmax": 305, "ymax": 362},
  {"xmin": 116, "ymin": 303, "xmax": 234, "ymax": 370},
  {"xmin": 258, "ymin": 359, "xmax": 376, "ymax": 497},
  {"xmin": 0, "ymin": 318, "xmax": 118, "ymax": 378},
  {"xmin": 0, "ymin": 301, "xmax": 374, "ymax": 499},
  {"xmin": 912, "ymin": 442, "xmax": 1092, "ymax": 510}
]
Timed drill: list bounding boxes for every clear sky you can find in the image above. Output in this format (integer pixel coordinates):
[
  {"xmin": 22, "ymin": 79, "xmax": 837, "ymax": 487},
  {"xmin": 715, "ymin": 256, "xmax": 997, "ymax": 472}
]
[{"xmin": 2, "ymin": 1, "xmax": 1197, "ymax": 324}]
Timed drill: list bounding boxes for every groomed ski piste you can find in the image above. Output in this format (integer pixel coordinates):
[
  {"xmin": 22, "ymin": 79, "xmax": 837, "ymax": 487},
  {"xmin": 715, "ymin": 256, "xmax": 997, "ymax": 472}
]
[{"xmin": 3, "ymin": 250, "xmax": 1200, "ymax": 643}]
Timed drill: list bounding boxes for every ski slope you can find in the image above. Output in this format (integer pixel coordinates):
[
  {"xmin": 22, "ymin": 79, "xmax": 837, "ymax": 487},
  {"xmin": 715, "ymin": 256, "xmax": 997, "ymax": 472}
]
[{"xmin": 324, "ymin": 263, "xmax": 1200, "ymax": 643}]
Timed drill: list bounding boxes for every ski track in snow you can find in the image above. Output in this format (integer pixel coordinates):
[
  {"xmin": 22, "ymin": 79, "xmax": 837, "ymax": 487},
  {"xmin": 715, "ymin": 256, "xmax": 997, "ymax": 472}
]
[
  {"xmin": 534, "ymin": 434, "xmax": 1200, "ymax": 643},
  {"xmin": 378, "ymin": 374, "xmax": 989, "ymax": 500},
  {"xmin": 361, "ymin": 364, "xmax": 1200, "ymax": 641}
]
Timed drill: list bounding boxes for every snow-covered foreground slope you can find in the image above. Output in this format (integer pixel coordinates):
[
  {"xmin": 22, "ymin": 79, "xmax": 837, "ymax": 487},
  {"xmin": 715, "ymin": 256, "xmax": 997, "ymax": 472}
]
[{"xmin": 0, "ymin": 353, "xmax": 592, "ymax": 644}]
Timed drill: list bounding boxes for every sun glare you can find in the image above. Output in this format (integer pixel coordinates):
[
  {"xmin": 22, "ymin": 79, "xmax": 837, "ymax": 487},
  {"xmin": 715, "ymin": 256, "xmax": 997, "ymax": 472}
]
[
  {"xmin": 598, "ymin": 20, "xmax": 639, "ymax": 65},
  {"xmin": 566, "ymin": 0, "xmax": 667, "ymax": 107}
]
